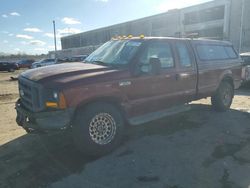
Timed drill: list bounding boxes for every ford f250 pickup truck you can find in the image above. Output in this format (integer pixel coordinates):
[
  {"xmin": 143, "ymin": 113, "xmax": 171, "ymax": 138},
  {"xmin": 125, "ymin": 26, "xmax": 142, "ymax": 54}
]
[{"xmin": 16, "ymin": 37, "xmax": 242, "ymax": 155}]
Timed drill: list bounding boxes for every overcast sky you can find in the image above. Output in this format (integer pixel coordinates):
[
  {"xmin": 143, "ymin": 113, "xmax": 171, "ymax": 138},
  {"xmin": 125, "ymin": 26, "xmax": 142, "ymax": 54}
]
[{"xmin": 0, "ymin": 0, "xmax": 211, "ymax": 55}]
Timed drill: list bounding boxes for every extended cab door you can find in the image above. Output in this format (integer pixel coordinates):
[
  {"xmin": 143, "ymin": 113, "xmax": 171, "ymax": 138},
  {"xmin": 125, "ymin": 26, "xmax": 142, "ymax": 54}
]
[
  {"xmin": 124, "ymin": 39, "xmax": 196, "ymax": 117},
  {"xmin": 173, "ymin": 40, "xmax": 197, "ymax": 102}
]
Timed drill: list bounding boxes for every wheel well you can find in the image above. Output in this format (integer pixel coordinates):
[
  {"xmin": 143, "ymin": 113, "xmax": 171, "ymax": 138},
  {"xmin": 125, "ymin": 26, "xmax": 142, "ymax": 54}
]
[
  {"xmin": 73, "ymin": 98, "xmax": 128, "ymax": 124},
  {"xmin": 222, "ymin": 76, "xmax": 234, "ymax": 88}
]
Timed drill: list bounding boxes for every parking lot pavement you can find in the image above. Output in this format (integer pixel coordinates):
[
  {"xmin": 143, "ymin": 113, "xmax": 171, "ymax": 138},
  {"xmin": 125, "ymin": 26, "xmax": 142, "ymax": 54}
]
[
  {"xmin": 49, "ymin": 104, "xmax": 250, "ymax": 188},
  {"xmin": 0, "ymin": 104, "xmax": 250, "ymax": 188},
  {"xmin": 0, "ymin": 72, "xmax": 250, "ymax": 188}
]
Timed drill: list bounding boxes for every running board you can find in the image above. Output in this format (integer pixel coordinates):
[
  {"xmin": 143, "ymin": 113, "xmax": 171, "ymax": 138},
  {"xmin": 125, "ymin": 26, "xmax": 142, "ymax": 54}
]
[{"xmin": 128, "ymin": 105, "xmax": 191, "ymax": 126}]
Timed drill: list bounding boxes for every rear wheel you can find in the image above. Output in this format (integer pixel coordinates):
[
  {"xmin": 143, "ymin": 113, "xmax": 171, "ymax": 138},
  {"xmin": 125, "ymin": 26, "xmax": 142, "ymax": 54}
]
[
  {"xmin": 72, "ymin": 102, "xmax": 125, "ymax": 156},
  {"xmin": 211, "ymin": 81, "xmax": 234, "ymax": 111}
]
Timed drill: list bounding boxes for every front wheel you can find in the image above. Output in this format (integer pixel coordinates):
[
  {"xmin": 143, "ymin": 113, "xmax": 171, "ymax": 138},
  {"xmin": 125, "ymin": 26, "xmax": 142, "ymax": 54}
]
[
  {"xmin": 211, "ymin": 81, "xmax": 234, "ymax": 112},
  {"xmin": 72, "ymin": 102, "xmax": 125, "ymax": 156}
]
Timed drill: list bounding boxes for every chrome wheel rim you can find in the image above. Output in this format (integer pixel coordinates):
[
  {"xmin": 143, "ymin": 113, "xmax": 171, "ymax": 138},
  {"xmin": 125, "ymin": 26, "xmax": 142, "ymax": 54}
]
[
  {"xmin": 222, "ymin": 87, "xmax": 232, "ymax": 106},
  {"xmin": 89, "ymin": 113, "xmax": 116, "ymax": 145}
]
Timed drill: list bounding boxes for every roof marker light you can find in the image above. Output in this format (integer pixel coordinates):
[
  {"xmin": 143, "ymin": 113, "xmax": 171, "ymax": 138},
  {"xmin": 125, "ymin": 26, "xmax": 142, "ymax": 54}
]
[{"xmin": 139, "ymin": 34, "xmax": 145, "ymax": 39}]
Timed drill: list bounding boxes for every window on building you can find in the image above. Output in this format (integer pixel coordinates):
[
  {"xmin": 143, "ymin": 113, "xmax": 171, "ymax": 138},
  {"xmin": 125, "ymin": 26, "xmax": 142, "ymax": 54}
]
[
  {"xmin": 186, "ymin": 27, "xmax": 224, "ymax": 40},
  {"xmin": 184, "ymin": 5, "xmax": 225, "ymax": 25}
]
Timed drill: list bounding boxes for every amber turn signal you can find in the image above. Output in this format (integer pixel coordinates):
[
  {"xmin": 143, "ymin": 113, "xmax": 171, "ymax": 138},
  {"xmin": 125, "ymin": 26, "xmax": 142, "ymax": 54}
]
[
  {"xmin": 45, "ymin": 102, "xmax": 58, "ymax": 108},
  {"xmin": 58, "ymin": 93, "xmax": 67, "ymax": 109}
]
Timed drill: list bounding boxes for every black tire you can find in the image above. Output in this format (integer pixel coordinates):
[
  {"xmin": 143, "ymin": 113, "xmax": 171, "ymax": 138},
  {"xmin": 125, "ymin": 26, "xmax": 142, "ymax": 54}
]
[
  {"xmin": 211, "ymin": 81, "xmax": 234, "ymax": 112},
  {"xmin": 72, "ymin": 102, "xmax": 125, "ymax": 156}
]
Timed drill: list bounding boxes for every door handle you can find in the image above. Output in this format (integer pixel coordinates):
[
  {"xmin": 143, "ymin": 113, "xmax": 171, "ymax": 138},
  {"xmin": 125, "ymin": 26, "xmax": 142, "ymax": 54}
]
[{"xmin": 176, "ymin": 73, "xmax": 191, "ymax": 80}]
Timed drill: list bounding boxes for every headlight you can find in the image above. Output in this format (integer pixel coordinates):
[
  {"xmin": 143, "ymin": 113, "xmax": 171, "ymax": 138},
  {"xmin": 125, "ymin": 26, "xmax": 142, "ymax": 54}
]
[
  {"xmin": 53, "ymin": 91, "xmax": 58, "ymax": 100},
  {"xmin": 45, "ymin": 91, "xmax": 67, "ymax": 109}
]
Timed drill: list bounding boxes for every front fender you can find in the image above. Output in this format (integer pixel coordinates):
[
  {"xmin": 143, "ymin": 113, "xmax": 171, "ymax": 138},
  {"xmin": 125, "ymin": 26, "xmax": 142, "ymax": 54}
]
[{"xmin": 63, "ymin": 84, "xmax": 129, "ymax": 110}]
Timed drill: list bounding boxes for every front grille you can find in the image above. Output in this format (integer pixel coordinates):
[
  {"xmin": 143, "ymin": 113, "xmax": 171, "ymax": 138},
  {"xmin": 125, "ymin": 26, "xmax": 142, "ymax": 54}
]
[{"xmin": 18, "ymin": 76, "xmax": 44, "ymax": 112}]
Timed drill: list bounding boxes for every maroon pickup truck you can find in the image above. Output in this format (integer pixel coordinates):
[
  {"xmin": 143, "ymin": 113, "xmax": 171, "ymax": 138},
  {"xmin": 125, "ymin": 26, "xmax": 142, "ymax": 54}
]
[{"xmin": 16, "ymin": 37, "xmax": 242, "ymax": 155}]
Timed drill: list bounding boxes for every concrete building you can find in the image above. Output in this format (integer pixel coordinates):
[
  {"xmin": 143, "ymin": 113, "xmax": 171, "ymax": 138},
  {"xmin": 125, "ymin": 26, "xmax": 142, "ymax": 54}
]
[{"xmin": 52, "ymin": 0, "xmax": 250, "ymax": 58}]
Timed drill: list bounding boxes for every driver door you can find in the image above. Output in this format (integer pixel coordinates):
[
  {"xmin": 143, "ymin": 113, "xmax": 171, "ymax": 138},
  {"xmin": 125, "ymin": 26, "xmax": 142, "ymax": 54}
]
[{"xmin": 123, "ymin": 40, "xmax": 179, "ymax": 117}]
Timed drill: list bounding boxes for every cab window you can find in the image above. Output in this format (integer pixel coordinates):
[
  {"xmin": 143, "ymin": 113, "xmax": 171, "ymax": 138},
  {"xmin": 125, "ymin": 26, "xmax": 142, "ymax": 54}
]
[
  {"xmin": 224, "ymin": 46, "xmax": 238, "ymax": 59},
  {"xmin": 176, "ymin": 42, "xmax": 192, "ymax": 67},
  {"xmin": 139, "ymin": 42, "xmax": 174, "ymax": 69}
]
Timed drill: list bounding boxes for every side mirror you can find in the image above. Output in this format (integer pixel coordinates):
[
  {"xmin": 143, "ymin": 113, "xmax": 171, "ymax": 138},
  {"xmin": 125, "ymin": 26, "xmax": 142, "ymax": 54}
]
[{"xmin": 149, "ymin": 57, "xmax": 161, "ymax": 75}]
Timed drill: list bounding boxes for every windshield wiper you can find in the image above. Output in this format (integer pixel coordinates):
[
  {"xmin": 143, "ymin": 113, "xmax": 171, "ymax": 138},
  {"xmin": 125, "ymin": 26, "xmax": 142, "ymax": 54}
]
[
  {"xmin": 92, "ymin": 60, "xmax": 106, "ymax": 65},
  {"xmin": 92, "ymin": 60, "xmax": 114, "ymax": 67},
  {"xmin": 91, "ymin": 60, "xmax": 124, "ymax": 68}
]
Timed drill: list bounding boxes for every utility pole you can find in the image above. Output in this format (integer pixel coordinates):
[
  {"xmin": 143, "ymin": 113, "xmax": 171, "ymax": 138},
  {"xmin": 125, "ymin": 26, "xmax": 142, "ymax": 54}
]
[
  {"xmin": 239, "ymin": 0, "xmax": 245, "ymax": 53},
  {"xmin": 53, "ymin": 20, "xmax": 57, "ymax": 57}
]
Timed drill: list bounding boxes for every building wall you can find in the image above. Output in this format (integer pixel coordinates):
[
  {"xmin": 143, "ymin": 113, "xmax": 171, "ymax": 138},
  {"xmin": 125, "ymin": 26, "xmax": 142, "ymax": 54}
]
[
  {"xmin": 241, "ymin": 0, "xmax": 250, "ymax": 53},
  {"xmin": 228, "ymin": 0, "xmax": 243, "ymax": 52},
  {"xmin": 54, "ymin": 0, "xmax": 250, "ymax": 58},
  {"xmin": 180, "ymin": 0, "xmax": 229, "ymax": 40},
  {"xmin": 60, "ymin": 10, "xmax": 181, "ymax": 50},
  {"xmin": 227, "ymin": 0, "xmax": 250, "ymax": 53}
]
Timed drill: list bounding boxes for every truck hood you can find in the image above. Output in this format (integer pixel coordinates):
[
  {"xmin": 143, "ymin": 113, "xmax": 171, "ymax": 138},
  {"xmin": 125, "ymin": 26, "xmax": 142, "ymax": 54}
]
[{"xmin": 21, "ymin": 62, "xmax": 115, "ymax": 83}]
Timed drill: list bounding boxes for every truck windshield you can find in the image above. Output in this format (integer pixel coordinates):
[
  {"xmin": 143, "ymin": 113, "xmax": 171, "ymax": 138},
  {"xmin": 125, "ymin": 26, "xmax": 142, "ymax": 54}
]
[{"xmin": 85, "ymin": 40, "xmax": 142, "ymax": 66}]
